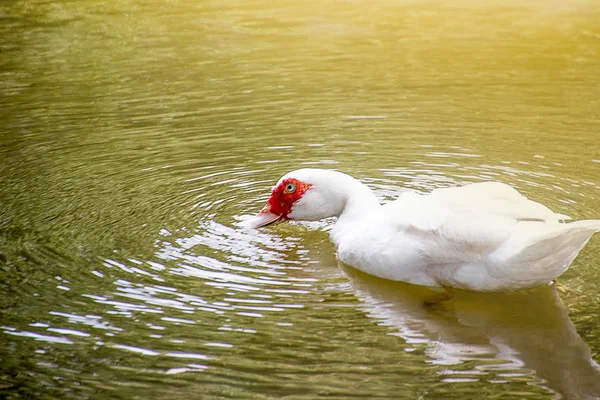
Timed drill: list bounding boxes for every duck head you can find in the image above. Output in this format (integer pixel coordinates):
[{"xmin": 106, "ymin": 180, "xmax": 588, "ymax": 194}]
[{"xmin": 248, "ymin": 169, "xmax": 351, "ymax": 228}]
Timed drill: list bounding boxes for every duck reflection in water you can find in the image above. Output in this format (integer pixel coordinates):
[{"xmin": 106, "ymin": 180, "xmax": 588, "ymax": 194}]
[{"xmin": 337, "ymin": 264, "xmax": 600, "ymax": 400}]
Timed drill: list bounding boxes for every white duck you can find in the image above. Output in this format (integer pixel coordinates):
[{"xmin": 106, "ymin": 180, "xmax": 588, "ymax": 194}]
[{"xmin": 247, "ymin": 169, "xmax": 600, "ymax": 292}]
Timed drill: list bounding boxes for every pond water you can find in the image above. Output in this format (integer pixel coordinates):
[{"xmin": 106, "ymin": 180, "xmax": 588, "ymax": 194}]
[{"xmin": 1, "ymin": 0, "xmax": 600, "ymax": 399}]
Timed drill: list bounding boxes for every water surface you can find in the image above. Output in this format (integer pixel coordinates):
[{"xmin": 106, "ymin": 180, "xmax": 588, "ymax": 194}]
[{"xmin": 1, "ymin": 0, "xmax": 600, "ymax": 399}]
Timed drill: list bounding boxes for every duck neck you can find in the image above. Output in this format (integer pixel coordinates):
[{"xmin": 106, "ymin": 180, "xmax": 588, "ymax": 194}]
[{"xmin": 330, "ymin": 177, "xmax": 380, "ymax": 245}]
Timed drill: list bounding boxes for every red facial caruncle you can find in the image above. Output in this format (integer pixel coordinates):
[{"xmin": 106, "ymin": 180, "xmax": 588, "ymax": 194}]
[
  {"xmin": 266, "ymin": 178, "xmax": 311, "ymax": 218},
  {"xmin": 250, "ymin": 178, "xmax": 312, "ymax": 228}
]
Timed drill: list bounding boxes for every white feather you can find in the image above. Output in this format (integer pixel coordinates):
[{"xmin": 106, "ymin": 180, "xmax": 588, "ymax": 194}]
[{"xmin": 261, "ymin": 170, "xmax": 600, "ymax": 291}]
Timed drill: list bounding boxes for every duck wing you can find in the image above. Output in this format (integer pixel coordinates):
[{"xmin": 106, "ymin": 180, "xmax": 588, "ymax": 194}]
[
  {"xmin": 378, "ymin": 182, "xmax": 600, "ymax": 290},
  {"xmin": 384, "ymin": 182, "xmax": 556, "ymax": 248},
  {"xmin": 428, "ymin": 182, "xmax": 571, "ymax": 222}
]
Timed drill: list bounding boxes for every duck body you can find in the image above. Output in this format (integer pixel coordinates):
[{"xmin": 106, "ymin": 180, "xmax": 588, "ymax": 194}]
[{"xmin": 248, "ymin": 169, "xmax": 600, "ymax": 292}]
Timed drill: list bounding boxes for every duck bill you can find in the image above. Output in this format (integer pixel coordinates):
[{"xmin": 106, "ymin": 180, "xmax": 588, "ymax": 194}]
[{"xmin": 249, "ymin": 205, "xmax": 287, "ymax": 228}]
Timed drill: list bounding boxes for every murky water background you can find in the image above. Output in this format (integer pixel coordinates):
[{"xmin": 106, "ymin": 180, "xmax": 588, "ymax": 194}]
[{"xmin": 1, "ymin": 0, "xmax": 600, "ymax": 398}]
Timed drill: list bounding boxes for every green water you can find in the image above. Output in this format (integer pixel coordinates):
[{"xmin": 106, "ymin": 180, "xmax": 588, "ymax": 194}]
[{"xmin": 1, "ymin": 0, "xmax": 600, "ymax": 398}]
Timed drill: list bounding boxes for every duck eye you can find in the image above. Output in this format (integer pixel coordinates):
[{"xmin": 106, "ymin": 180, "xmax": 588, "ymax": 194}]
[{"xmin": 285, "ymin": 183, "xmax": 297, "ymax": 193}]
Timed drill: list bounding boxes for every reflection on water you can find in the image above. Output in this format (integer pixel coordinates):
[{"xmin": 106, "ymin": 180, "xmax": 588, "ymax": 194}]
[
  {"xmin": 1, "ymin": 0, "xmax": 600, "ymax": 398},
  {"xmin": 342, "ymin": 266, "xmax": 600, "ymax": 399}
]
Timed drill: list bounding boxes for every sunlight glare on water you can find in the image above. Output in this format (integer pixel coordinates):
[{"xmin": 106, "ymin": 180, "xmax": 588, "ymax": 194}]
[{"xmin": 1, "ymin": 0, "xmax": 600, "ymax": 399}]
